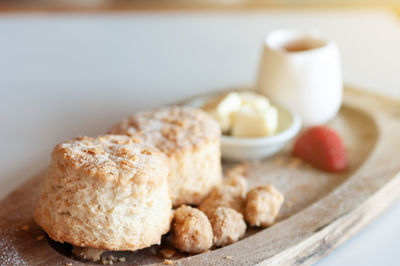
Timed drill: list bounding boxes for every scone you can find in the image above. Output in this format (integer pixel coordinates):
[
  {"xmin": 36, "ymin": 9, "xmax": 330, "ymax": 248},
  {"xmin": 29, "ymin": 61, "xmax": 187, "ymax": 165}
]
[
  {"xmin": 35, "ymin": 135, "xmax": 172, "ymax": 251},
  {"xmin": 109, "ymin": 106, "xmax": 222, "ymax": 206}
]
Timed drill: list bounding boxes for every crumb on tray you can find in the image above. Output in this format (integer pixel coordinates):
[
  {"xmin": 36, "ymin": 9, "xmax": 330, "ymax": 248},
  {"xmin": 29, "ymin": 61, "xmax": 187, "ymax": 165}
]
[
  {"xmin": 21, "ymin": 225, "xmax": 29, "ymax": 231},
  {"xmin": 160, "ymin": 248, "xmax": 176, "ymax": 259},
  {"xmin": 72, "ymin": 246, "xmax": 104, "ymax": 262},
  {"xmin": 164, "ymin": 259, "xmax": 174, "ymax": 265}
]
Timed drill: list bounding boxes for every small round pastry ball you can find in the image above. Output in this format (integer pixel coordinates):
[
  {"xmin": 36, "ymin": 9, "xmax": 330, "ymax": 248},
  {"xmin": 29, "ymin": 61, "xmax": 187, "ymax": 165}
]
[
  {"xmin": 245, "ymin": 185, "xmax": 284, "ymax": 227},
  {"xmin": 35, "ymin": 135, "xmax": 172, "ymax": 251},
  {"xmin": 199, "ymin": 174, "xmax": 248, "ymax": 217},
  {"xmin": 207, "ymin": 207, "xmax": 246, "ymax": 247},
  {"xmin": 171, "ymin": 205, "xmax": 213, "ymax": 254},
  {"xmin": 109, "ymin": 106, "xmax": 222, "ymax": 206}
]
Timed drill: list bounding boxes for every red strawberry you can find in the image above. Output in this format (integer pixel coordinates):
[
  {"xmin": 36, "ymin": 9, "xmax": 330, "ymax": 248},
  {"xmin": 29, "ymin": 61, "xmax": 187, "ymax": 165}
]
[{"xmin": 292, "ymin": 126, "xmax": 348, "ymax": 172}]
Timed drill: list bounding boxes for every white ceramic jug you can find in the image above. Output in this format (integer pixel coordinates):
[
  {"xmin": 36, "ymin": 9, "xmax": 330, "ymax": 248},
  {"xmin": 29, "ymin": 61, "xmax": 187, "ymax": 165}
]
[{"xmin": 257, "ymin": 29, "xmax": 342, "ymax": 126}]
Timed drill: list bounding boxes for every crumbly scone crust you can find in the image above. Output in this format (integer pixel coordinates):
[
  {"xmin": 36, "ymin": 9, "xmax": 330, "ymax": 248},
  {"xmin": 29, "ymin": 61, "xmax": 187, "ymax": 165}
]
[
  {"xmin": 35, "ymin": 135, "xmax": 172, "ymax": 251},
  {"xmin": 167, "ymin": 141, "xmax": 222, "ymax": 206},
  {"xmin": 245, "ymin": 185, "xmax": 284, "ymax": 227},
  {"xmin": 109, "ymin": 106, "xmax": 223, "ymax": 206},
  {"xmin": 207, "ymin": 206, "xmax": 246, "ymax": 247},
  {"xmin": 109, "ymin": 106, "xmax": 220, "ymax": 155},
  {"xmin": 199, "ymin": 174, "xmax": 248, "ymax": 217},
  {"xmin": 171, "ymin": 205, "xmax": 213, "ymax": 254}
]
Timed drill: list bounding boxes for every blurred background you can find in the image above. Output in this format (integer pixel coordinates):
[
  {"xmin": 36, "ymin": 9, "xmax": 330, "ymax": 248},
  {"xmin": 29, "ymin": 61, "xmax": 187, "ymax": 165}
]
[
  {"xmin": 0, "ymin": 0, "xmax": 400, "ymax": 12},
  {"xmin": 0, "ymin": 1, "xmax": 400, "ymax": 265}
]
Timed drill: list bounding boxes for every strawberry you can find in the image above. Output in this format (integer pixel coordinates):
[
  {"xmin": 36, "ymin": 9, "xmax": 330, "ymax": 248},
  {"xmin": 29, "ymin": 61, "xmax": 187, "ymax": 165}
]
[{"xmin": 292, "ymin": 126, "xmax": 348, "ymax": 172}]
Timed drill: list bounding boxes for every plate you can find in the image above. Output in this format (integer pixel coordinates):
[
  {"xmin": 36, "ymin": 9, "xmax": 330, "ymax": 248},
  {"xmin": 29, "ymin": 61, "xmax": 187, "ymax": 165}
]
[{"xmin": 1, "ymin": 88, "xmax": 400, "ymax": 265}]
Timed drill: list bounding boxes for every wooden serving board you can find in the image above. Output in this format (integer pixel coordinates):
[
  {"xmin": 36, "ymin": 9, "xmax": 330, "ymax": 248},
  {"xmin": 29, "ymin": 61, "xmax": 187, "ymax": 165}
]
[{"xmin": 1, "ymin": 88, "xmax": 400, "ymax": 265}]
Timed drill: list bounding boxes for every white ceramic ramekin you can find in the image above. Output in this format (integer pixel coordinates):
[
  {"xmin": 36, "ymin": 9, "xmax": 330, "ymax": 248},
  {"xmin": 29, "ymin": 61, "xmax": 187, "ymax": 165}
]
[{"xmin": 184, "ymin": 90, "xmax": 301, "ymax": 161}]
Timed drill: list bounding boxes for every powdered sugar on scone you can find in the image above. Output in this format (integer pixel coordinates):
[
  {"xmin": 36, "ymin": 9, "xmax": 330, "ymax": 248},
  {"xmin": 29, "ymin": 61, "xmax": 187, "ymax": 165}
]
[
  {"xmin": 53, "ymin": 135, "xmax": 165, "ymax": 185},
  {"xmin": 109, "ymin": 106, "xmax": 220, "ymax": 155},
  {"xmin": 35, "ymin": 135, "xmax": 172, "ymax": 251}
]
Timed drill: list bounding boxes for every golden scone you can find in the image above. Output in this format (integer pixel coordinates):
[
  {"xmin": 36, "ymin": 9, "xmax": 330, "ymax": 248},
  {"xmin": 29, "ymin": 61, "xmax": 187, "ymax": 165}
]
[
  {"xmin": 207, "ymin": 207, "xmax": 246, "ymax": 247},
  {"xmin": 199, "ymin": 174, "xmax": 247, "ymax": 217},
  {"xmin": 245, "ymin": 185, "xmax": 284, "ymax": 227},
  {"xmin": 35, "ymin": 135, "xmax": 172, "ymax": 251},
  {"xmin": 171, "ymin": 205, "xmax": 213, "ymax": 254},
  {"xmin": 109, "ymin": 106, "xmax": 222, "ymax": 206}
]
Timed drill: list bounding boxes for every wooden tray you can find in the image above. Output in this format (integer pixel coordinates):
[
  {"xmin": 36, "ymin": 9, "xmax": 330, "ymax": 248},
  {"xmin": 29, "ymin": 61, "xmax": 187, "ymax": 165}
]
[{"xmin": 1, "ymin": 88, "xmax": 400, "ymax": 265}]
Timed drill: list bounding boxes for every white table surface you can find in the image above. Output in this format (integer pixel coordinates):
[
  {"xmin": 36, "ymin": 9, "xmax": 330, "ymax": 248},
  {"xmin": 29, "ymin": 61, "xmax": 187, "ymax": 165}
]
[{"xmin": 1, "ymin": 8, "xmax": 399, "ymax": 265}]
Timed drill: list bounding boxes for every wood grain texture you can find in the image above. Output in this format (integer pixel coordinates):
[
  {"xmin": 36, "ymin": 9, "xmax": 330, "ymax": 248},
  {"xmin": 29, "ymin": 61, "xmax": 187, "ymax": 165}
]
[{"xmin": 1, "ymin": 87, "xmax": 400, "ymax": 265}]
